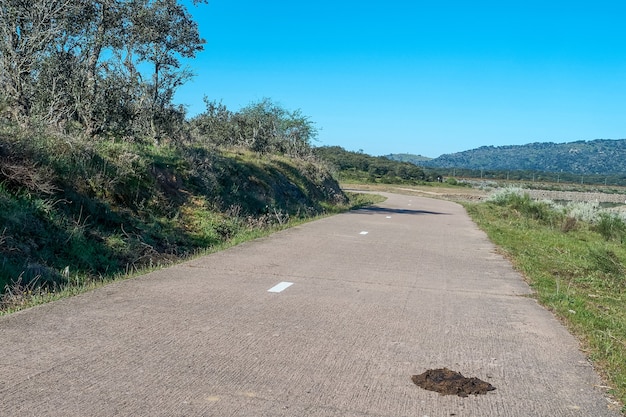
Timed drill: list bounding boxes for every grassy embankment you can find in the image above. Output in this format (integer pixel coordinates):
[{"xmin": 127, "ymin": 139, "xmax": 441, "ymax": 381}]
[
  {"xmin": 0, "ymin": 125, "xmax": 383, "ymax": 314},
  {"xmin": 464, "ymin": 189, "xmax": 626, "ymax": 412}
]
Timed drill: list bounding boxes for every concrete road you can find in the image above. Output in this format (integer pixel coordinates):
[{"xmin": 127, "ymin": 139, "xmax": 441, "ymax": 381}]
[{"xmin": 0, "ymin": 193, "xmax": 621, "ymax": 417}]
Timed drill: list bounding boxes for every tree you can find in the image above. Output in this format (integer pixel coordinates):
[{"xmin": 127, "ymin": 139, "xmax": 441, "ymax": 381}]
[
  {"xmin": 130, "ymin": 0, "xmax": 204, "ymax": 139},
  {"xmin": 236, "ymin": 98, "xmax": 317, "ymax": 156},
  {"xmin": 190, "ymin": 98, "xmax": 235, "ymax": 146},
  {"xmin": 0, "ymin": 0, "xmax": 207, "ymax": 138},
  {"xmin": 191, "ymin": 98, "xmax": 317, "ymax": 157},
  {"xmin": 0, "ymin": 0, "xmax": 73, "ymax": 124},
  {"xmin": 64, "ymin": 0, "xmax": 127, "ymax": 135}
]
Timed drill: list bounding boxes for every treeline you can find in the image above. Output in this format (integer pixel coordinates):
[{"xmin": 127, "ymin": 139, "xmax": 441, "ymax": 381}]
[
  {"xmin": 0, "ymin": 0, "xmax": 206, "ymax": 140},
  {"xmin": 313, "ymin": 146, "xmax": 428, "ymax": 184},
  {"xmin": 382, "ymin": 153, "xmax": 432, "ymax": 165}
]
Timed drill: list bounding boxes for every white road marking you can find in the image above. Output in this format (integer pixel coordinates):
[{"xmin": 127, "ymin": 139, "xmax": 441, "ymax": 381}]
[
  {"xmin": 268, "ymin": 282, "xmax": 294, "ymax": 293},
  {"xmin": 360, "ymin": 231, "xmax": 369, "ymax": 235},
  {"xmin": 386, "ymin": 216, "xmax": 392, "ymax": 219}
]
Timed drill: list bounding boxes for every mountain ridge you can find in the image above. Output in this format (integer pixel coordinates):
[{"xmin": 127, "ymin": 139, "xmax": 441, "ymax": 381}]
[{"xmin": 386, "ymin": 139, "xmax": 626, "ymax": 175}]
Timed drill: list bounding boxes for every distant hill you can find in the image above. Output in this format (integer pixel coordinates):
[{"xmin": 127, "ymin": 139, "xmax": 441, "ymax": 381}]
[
  {"xmin": 382, "ymin": 153, "xmax": 432, "ymax": 165},
  {"xmin": 387, "ymin": 139, "xmax": 626, "ymax": 175}
]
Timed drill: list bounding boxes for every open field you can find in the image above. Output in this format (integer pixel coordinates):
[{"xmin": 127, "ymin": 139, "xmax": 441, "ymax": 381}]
[
  {"xmin": 525, "ymin": 189, "xmax": 626, "ymax": 204},
  {"xmin": 341, "ymin": 183, "xmax": 488, "ymax": 201},
  {"xmin": 343, "ymin": 182, "xmax": 626, "ymax": 206}
]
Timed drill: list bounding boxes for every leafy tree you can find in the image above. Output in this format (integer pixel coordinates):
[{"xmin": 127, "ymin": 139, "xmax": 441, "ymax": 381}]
[
  {"xmin": 191, "ymin": 99, "xmax": 235, "ymax": 146},
  {"xmin": 191, "ymin": 98, "xmax": 317, "ymax": 157},
  {"xmin": 0, "ymin": 0, "xmax": 73, "ymax": 124},
  {"xmin": 131, "ymin": 0, "xmax": 204, "ymax": 139},
  {"xmin": 0, "ymin": 0, "xmax": 207, "ymax": 139}
]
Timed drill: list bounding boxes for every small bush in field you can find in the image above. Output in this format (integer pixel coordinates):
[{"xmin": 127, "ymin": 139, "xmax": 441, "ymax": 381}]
[
  {"xmin": 566, "ymin": 201, "xmax": 600, "ymax": 223},
  {"xmin": 487, "ymin": 187, "xmax": 525, "ymax": 204},
  {"xmin": 594, "ymin": 212, "xmax": 626, "ymax": 242},
  {"xmin": 561, "ymin": 216, "xmax": 578, "ymax": 233},
  {"xmin": 488, "ymin": 187, "xmax": 559, "ymax": 224}
]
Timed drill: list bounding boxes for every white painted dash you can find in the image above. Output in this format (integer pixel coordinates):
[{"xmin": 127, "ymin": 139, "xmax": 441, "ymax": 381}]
[
  {"xmin": 360, "ymin": 231, "xmax": 369, "ymax": 235},
  {"xmin": 268, "ymin": 281, "xmax": 294, "ymax": 293},
  {"xmin": 386, "ymin": 216, "xmax": 392, "ymax": 219}
]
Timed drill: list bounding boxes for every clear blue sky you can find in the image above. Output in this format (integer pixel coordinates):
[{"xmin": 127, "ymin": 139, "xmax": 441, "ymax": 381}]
[{"xmin": 175, "ymin": 1, "xmax": 626, "ymax": 158}]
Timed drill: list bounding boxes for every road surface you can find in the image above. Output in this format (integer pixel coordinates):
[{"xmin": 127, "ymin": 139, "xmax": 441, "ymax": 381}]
[{"xmin": 0, "ymin": 193, "xmax": 621, "ymax": 416}]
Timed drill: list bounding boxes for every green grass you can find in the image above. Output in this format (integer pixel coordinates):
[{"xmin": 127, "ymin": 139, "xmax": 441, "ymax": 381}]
[{"xmin": 465, "ymin": 200, "xmax": 626, "ymax": 412}]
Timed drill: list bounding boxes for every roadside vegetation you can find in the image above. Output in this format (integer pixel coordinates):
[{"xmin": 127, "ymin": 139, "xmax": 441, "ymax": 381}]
[
  {"xmin": 0, "ymin": 1, "xmax": 388, "ymax": 313},
  {"xmin": 465, "ymin": 188, "xmax": 626, "ymax": 411},
  {"xmin": 1, "ymin": 114, "xmax": 386, "ymax": 314}
]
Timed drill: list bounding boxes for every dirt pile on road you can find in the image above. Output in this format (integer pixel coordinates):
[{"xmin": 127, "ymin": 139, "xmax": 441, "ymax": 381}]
[{"xmin": 412, "ymin": 368, "xmax": 496, "ymax": 397}]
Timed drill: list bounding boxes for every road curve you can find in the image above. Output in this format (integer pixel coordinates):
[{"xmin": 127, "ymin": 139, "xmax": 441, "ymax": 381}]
[{"xmin": 0, "ymin": 193, "xmax": 621, "ymax": 416}]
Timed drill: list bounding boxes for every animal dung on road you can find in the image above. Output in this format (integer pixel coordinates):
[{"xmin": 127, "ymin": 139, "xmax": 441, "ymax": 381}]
[{"xmin": 411, "ymin": 368, "xmax": 496, "ymax": 397}]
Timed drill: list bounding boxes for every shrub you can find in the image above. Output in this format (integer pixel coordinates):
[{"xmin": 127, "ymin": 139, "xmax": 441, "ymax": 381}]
[
  {"xmin": 561, "ymin": 216, "xmax": 578, "ymax": 233},
  {"xmin": 594, "ymin": 212, "xmax": 626, "ymax": 242},
  {"xmin": 488, "ymin": 187, "xmax": 558, "ymax": 224},
  {"xmin": 566, "ymin": 201, "xmax": 600, "ymax": 223},
  {"xmin": 487, "ymin": 187, "xmax": 525, "ymax": 205}
]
